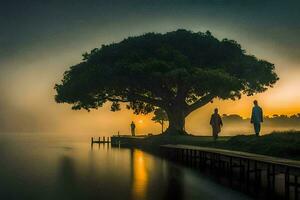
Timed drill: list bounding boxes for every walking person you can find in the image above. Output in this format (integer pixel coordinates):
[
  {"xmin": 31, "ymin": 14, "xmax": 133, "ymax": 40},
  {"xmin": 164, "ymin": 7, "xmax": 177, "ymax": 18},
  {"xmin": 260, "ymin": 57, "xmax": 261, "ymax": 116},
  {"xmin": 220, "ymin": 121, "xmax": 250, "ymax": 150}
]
[
  {"xmin": 251, "ymin": 100, "xmax": 263, "ymax": 136},
  {"xmin": 130, "ymin": 121, "xmax": 136, "ymax": 136},
  {"xmin": 210, "ymin": 108, "xmax": 223, "ymax": 141}
]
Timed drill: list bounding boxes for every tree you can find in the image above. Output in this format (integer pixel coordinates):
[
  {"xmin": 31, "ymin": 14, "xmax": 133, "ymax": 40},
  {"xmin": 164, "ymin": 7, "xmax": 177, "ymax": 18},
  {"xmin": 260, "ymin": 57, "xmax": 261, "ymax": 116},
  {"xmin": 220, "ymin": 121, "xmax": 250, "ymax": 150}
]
[
  {"xmin": 152, "ymin": 108, "xmax": 168, "ymax": 134},
  {"xmin": 222, "ymin": 114, "xmax": 244, "ymax": 122},
  {"xmin": 54, "ymin": 29, "xmax": 279, "ymax": 135}
]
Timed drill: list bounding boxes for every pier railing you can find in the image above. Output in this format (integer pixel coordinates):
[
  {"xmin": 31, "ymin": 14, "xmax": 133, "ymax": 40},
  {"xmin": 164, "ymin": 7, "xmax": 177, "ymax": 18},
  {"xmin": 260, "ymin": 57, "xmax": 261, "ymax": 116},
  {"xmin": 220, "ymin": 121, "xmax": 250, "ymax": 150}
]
[
  {"xmin": 91, "ymin": 136, "xmax": 111, "ymax": 144},
  {"xmin": 161, "ymin": 144, "xmax": 300, "ymax": 200}
]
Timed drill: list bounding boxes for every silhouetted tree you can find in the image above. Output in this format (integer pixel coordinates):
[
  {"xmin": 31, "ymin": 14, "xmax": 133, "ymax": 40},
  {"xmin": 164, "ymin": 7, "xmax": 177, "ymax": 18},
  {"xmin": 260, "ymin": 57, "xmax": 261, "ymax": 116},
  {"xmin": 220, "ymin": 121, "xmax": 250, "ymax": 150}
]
[
  {"xmin": 290, "ymin": 113, "xmax": 300, "ymax": 119},
  {"xmin": 222, "ymin": 114, "xmax": 244, "ymax": 122},
  {"xmin": 55, "ymin": 29, "xmax": 278, "ymax": 135},
  {"xmin": 221, "ymin": 113, "xmax": 300, "ymax": 128},
  {"xmin": 152, "ymin": 108, "xmax": 168, "ymax": 134}
]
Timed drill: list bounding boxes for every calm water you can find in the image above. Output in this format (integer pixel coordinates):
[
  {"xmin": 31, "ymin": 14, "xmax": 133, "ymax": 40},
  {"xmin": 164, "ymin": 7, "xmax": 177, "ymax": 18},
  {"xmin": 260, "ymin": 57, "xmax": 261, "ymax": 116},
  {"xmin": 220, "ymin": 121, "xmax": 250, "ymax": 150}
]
[{"xmin": 0, "ymin": 133, "xmax": 252, "ymax": 200}]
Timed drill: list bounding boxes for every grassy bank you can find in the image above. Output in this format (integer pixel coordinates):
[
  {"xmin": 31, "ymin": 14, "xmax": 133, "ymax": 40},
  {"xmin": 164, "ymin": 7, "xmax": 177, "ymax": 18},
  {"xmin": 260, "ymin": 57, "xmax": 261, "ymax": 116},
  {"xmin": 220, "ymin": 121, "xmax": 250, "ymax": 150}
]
[
  {"xmin": 215, "ymin": 131, "xmax": 300, "ymax": 160},
  {"xmin": 118, "ymin": 131, "xmax": 300, "ymax": 160}
]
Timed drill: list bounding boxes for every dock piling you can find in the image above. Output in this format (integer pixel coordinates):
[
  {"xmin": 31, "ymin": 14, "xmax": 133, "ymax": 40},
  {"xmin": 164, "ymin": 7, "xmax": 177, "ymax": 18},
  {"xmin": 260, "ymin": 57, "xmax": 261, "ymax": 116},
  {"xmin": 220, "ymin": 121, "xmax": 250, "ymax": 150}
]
[
  {"xmin": 91, "ymin": 136, "xmax": 111, "ymax": 144},
  {"xmin": 161, "ymin": 144, "xmax": 300, "ymax": 200}
]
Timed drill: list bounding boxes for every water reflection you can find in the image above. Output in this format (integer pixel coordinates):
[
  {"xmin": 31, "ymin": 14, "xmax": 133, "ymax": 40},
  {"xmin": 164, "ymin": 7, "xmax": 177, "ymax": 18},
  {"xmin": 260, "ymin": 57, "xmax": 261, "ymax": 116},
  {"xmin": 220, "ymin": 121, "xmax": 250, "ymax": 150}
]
[
  {"xmin": 164, "ymin": 165, "xmax": 184, "ymax": 200},
  {"xmin": 130, "ymin": 149, "xmax": 183, "ymax": 200},
  {"xmin": 58, "ymin": 156, "xmax": 80, "ymax": 199},
  {"xmin": 0, "ymin": 133, "xmax": 252, "ymax": 200},
  {"xmin": 131, "ymin": 149, "xmax": 148, "ymax": 200}
]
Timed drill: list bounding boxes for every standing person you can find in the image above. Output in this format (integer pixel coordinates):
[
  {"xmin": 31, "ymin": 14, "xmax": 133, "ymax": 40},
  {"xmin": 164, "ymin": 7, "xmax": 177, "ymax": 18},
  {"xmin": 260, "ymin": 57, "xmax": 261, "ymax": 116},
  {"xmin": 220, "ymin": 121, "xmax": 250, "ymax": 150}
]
[
  {"xmin": 251, "ymin": 100, "xmax": 263, "ymax": 136},
  {"xmin": 130, "ymin": 121, "xmax": 136, "ymax": 136},
  {"xmin": 210, "ymin": 108, "xmax": 223, "ymax": 141}
]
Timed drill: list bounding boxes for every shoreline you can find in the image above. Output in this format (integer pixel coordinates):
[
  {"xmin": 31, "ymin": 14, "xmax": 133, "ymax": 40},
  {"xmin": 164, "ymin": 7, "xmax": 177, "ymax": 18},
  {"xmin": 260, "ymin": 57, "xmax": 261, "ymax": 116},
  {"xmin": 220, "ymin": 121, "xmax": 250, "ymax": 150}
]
[{"xmin": 111, "ymin": 130, "xmax": 300, "ymax": 160}]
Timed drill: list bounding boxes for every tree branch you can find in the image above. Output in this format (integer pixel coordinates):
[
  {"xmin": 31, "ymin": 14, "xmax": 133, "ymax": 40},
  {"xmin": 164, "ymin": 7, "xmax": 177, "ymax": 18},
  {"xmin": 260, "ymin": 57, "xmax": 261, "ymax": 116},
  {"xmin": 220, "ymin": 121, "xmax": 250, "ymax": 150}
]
[
  {"xmin": 106, "ymin": 97, "xmax": 128, "ymax": 103},
  {"xmin": 186, "ymin": 94, "xmax": 215, "ymax": 115},
  {"xmin": 129, "ymin": 93, "xmax": 164, "ymax": 107},
  {"xmin": 102, "ymin": 90, "xmax": 164, "ymax": 107}
]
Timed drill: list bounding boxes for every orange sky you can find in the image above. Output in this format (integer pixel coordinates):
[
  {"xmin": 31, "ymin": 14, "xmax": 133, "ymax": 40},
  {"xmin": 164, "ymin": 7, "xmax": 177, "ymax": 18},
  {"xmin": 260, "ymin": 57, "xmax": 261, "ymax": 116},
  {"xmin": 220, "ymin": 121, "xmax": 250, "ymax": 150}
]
[
  {"xmin": 1, "ymin": 1, "xmax": 300, "ymax": 135},
  {"xmin": 1, "ymin": 29, "xmax": 300, "ymax": 136}
]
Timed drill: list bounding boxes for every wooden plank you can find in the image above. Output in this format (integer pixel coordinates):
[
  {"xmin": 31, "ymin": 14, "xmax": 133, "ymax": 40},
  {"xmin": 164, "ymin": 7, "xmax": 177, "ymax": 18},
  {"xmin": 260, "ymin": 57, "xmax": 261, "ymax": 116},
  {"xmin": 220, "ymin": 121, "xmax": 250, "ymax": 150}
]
[{"xmin": 161, "ymin": 144, "xmax": 300, "ymax": 169}]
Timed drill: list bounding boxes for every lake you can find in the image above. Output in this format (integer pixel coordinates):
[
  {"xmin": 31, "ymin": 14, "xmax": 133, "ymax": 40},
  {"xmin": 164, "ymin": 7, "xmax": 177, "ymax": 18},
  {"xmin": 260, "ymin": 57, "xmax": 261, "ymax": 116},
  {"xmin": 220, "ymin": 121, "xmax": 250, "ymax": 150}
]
[{"xmin": 0, "ymin": 133, "xmax": 252, "ymax": 200}]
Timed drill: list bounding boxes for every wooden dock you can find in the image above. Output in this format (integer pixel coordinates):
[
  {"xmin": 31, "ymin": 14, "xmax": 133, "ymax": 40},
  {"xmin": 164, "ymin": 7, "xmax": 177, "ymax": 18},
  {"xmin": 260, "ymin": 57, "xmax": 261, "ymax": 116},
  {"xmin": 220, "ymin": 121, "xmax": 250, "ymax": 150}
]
[
  {"xmin": 161, "ymin": 144, "xmax": 300, "ymax": 200},
  {"xmin": 91, "ymin": 136, "xmax": 111, "ymax": 144},
  {"xmin": 110, "ymin": 135, "xmax": 147, "ymax": 146}
]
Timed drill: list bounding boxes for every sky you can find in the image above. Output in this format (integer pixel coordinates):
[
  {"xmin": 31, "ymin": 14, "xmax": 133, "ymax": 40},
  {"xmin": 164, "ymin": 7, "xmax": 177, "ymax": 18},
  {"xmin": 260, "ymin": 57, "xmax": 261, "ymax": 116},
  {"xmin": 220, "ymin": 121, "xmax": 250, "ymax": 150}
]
[{"xmin": 0, "ymin": 0, "xmax": 300, "ymax": 136}]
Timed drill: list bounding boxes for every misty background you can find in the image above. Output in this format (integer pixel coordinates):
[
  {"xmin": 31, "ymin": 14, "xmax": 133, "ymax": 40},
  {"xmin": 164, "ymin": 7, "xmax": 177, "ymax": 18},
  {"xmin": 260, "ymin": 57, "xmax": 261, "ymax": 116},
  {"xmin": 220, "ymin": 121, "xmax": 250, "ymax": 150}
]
[{"xmin": 1, "ymin": 0, "xmax": 300, "ymax": 136}]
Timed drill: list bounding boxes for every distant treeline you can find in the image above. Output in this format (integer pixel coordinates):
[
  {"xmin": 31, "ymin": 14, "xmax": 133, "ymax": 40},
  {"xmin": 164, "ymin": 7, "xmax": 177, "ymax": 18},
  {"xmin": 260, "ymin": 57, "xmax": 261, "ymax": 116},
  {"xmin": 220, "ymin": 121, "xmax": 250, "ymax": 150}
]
[{"xmin": 222, "ymin": 113, "xmax": 300, "ymax": 127}]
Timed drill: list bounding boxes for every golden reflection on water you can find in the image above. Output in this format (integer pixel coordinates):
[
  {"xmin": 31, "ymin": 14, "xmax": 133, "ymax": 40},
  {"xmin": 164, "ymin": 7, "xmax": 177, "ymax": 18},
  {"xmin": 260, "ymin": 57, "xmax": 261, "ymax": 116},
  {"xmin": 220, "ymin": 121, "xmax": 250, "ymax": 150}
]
[{"xmin": 132, "ymin": 149, "xmax": 148, "ymax": 200}]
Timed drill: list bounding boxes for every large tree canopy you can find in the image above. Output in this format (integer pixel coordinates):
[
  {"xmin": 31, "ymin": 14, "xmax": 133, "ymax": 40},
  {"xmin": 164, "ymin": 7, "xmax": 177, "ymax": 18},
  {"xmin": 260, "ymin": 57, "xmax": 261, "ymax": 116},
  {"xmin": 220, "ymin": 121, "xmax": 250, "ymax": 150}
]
[{"xmin": 55, "ymin": 29, "xmax": 278, "ymax": 134}]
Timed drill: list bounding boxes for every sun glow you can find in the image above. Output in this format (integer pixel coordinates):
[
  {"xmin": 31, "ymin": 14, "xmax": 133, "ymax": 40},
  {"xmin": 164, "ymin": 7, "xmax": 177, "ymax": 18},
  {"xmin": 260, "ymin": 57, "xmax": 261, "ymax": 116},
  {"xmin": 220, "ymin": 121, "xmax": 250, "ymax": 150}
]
[{"xmin": 132, "ymin": 150, "xmax": 148, "ymax": 200}]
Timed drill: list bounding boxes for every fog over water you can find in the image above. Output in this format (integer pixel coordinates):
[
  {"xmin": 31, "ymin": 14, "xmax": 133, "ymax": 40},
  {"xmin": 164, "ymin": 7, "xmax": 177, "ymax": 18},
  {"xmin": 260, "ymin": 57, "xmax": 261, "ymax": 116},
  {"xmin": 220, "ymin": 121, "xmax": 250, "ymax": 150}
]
[
  {"xmin": 0, "ymin": 2, "xmax": 299, "ymax": 199},
  {"xmin": 0, "ymin": 133, "xmax": 252, "ymax": 200}
]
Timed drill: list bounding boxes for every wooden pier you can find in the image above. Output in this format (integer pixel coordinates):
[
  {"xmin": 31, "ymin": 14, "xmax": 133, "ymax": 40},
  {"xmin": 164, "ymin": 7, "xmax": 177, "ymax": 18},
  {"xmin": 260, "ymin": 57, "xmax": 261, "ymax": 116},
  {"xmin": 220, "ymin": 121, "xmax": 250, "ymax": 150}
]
[
  {"xmin": 161, "ymin": 144, "xmax": 300, "ymax": 200},
  {"xmin": 91, "ymin": 136, "xmax": 111, "ymax": 144},
  {"xmin": 110, "ymin": 135, "xmax": 147, "ymax": 146}
]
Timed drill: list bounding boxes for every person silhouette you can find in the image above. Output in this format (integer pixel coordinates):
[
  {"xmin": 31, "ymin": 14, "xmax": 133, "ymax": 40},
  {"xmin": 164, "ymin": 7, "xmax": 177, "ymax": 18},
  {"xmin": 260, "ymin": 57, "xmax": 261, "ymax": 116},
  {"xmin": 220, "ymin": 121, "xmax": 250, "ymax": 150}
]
[
  {"xmin": 210, "ymin": 108, "xmax": 223, "ymax": 141},
  {"xmin": 130, "ymin": 121, "xmax": 136, "ymax": 136},
  {"xmin": 251, "ymin": 100, "xmax": 263, "ymax": 136}
]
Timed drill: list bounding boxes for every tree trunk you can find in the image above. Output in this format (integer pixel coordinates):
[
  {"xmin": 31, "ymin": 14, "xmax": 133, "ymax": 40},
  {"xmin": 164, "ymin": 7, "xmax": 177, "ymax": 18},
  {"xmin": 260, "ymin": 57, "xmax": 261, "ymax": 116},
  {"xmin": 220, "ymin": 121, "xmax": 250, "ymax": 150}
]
[{"xmin": 164, "ymin": 109, "xmax": 187, "ymax": 135}]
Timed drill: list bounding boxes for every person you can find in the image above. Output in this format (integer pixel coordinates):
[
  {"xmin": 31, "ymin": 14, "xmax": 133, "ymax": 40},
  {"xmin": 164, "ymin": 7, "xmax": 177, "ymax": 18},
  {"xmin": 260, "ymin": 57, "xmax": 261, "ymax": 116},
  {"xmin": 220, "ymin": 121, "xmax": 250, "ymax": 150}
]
[
  {"xmin": 251, "ymin": 100, "xmax": 263, "ymax": 136},
  {"xmin": 210, "ymin": 108, "xmax": 223, "ymax": 141},
  {"xmin": 130, "ymin": 121, "xmax": 136, "ymax": 136}
]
